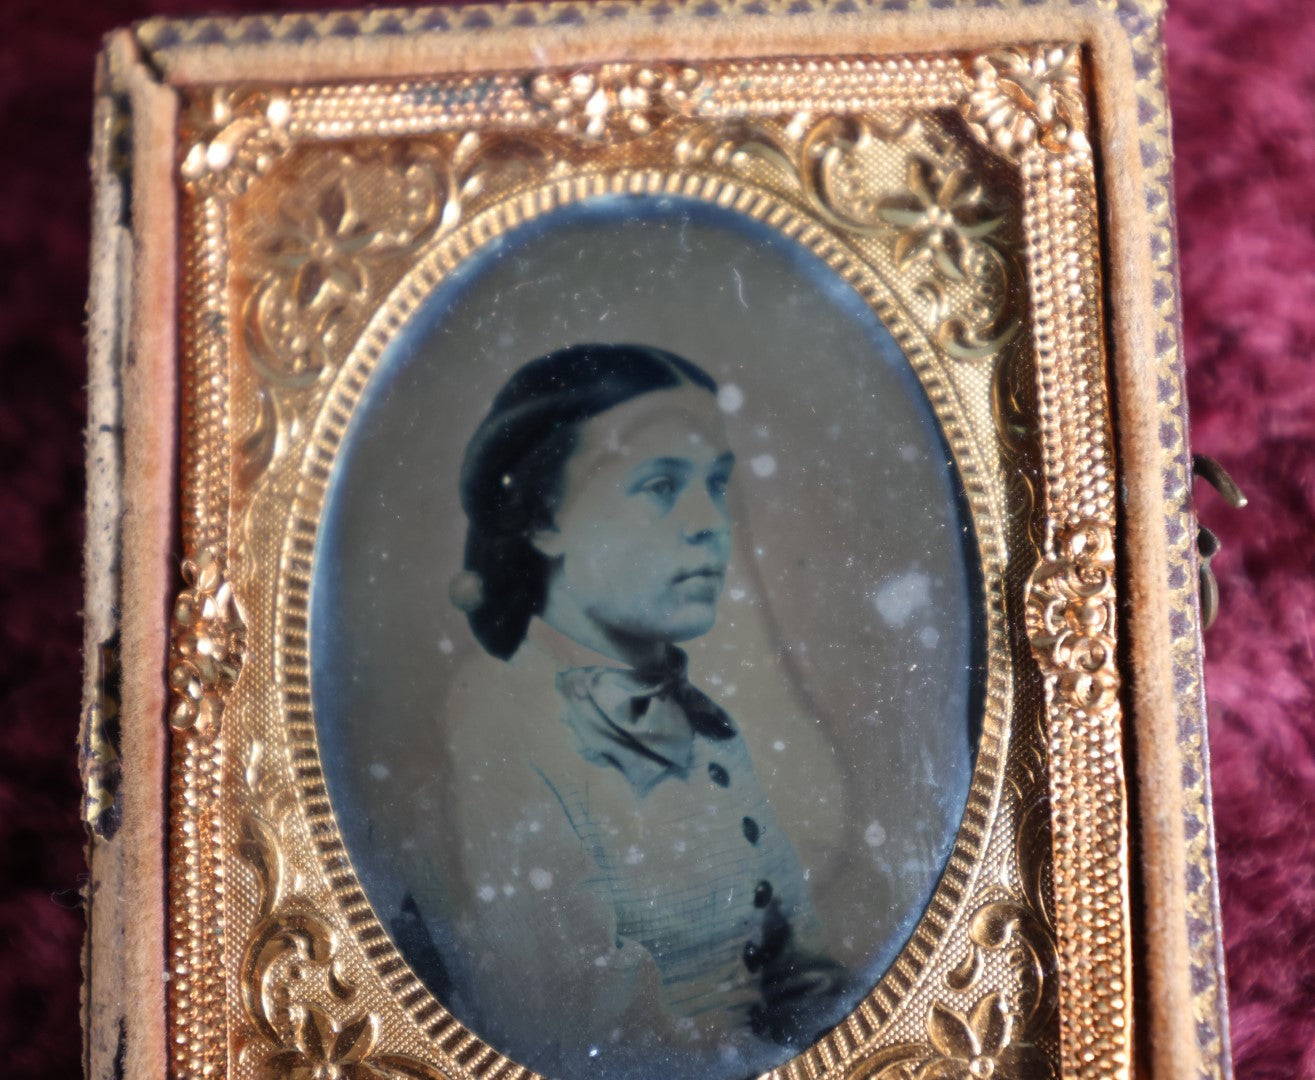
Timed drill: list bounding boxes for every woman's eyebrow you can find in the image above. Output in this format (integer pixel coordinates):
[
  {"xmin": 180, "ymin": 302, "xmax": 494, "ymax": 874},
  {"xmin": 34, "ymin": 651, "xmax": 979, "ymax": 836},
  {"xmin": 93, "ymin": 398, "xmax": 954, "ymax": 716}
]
[
  {"xmin": 714, "ymin": 451, "xmax": 736, "ymax": 470},
  {"xmin": 629, "ymin": 456, "xmax": 695, "ymax": 476}
]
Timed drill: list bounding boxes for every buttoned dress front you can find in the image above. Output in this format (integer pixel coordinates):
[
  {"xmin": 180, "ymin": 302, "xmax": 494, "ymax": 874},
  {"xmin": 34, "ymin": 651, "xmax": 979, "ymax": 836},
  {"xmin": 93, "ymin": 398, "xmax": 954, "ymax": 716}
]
[{"xmin": 428, "ymin": 623, "xmax": 845, "ymax": 1079}]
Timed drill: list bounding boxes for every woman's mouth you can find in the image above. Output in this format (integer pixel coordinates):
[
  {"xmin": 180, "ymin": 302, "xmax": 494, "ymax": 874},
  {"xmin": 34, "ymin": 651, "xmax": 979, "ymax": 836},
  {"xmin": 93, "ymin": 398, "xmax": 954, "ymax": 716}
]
[
  {"xmin": 672, "ymin": 565, "xmax": 726, "ymax": 584},
  {"xmin": 671, "ymin": 566, "xmax": 727, "ymax": 604}
]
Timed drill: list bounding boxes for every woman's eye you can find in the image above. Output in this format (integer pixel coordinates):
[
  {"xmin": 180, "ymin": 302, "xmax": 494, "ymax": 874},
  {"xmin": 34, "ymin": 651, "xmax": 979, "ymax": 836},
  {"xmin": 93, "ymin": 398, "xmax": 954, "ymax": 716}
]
[
  {"xmin": 639, "ymin": 476, "xmax": 678, "ymax": 498},
  {"xmin": 708, "ymin": 473, "xmax": 731, "ymax": 497}
]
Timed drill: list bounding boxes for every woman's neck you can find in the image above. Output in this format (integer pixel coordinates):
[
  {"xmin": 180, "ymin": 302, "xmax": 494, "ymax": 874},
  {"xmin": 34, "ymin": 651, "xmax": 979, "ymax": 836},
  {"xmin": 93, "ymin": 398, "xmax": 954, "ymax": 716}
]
[{"xmin": 537, "ymin": 591, "xmax": 668, "ymax": 671}]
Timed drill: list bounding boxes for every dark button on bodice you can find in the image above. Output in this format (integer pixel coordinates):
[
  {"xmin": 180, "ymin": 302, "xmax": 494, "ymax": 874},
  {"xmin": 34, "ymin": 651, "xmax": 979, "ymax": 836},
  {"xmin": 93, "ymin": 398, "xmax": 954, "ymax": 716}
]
[
  {"xmin": 753, "ymin": 880, "xmax": 773, "ymax": 908},
  {"xmin": 708, "ymin": 761, "xmax": 730, "ymax": 788},
  {"xmin": 742, "ymin": 816, "xmax": 761, "ymax": 845},
  {"xmin": 742, "ymin": 940, "xmax": 764, "ymax": 973}
]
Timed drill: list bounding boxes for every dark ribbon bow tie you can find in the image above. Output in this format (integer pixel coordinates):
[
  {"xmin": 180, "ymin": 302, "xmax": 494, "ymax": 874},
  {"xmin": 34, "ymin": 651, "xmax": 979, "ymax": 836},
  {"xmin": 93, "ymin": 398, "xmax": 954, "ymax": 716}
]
[{"xmin": 556, "ymin": 649, "xmax": 735, "ymax": 796}]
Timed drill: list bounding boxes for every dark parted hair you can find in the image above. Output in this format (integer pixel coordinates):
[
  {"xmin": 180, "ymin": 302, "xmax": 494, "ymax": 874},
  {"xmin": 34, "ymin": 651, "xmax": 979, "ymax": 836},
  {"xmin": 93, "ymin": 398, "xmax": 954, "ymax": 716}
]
[{"xmin": 457, "ymin": 343, "xmax": 718, "ymax": 659}]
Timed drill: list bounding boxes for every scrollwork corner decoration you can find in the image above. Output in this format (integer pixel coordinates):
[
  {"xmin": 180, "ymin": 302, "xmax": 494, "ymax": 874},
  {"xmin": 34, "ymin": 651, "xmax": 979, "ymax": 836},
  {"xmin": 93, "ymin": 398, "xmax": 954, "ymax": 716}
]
[
  {"xmin": 845, "ymin": 803, "xmax": 1058, "ymax": 1080},
  {"xmin": 674, "ymin": 114, "xmax": 1020, "ymax": 364},
  {"xmin": 961, "ymin": 46, "xmax": 1091, "ymax": 161},
  {"xmin": 237, "ymin": 133, "xmax": 560, "ymax": 491},
  {"xmin": 236, "ymin": 740, "xmax": 446, "ymax": 1080},
  {"xmin": 870, "ymin": 152, "xmax": 1020, "ymax": 363},
  {"xmin": 858, "ymin": 996, "xmax": 1050, "ymax": 1080},
  {"xmin": 1025, "ymin": 520, "xmax": 1119, "ymax": 716},
  {"xmin": 168, "ymin": 547, "xmax": 245, "ymax": 734}
]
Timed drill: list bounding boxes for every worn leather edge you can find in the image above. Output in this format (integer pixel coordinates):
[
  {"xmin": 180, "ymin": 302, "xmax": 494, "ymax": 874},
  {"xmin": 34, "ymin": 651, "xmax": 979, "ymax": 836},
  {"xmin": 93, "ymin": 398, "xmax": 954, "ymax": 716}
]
[
  {"xmin": 82, "ymin": 29, "xmax": 179, "ymax": 1080},
  {"xmin": 1092, "ymin": 17, "xmax": 1199, "ymax": 1078},
  {"xmin": 136, "ymin": 5, "xmax": 1138, "ymax": 85},
  {"xmin": 83, "ymin": 47, "xmax": 129, "ymax": 1080},
  {"xmin": 1099, "ymin": 10, "xmax": 1234, "ymax": 1078}
]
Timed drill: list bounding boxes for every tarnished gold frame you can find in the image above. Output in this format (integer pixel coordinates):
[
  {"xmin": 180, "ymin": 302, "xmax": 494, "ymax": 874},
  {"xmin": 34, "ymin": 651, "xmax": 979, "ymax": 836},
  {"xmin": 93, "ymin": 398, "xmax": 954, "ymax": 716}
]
[{"xmin": 165, "ymin": 40, "xmax": 1129, "ymax": 1080}]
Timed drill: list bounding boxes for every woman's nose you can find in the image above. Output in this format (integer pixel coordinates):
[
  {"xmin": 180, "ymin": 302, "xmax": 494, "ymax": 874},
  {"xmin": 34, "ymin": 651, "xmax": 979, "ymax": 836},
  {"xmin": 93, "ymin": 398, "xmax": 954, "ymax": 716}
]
[{"xmin": 679, "ymin": 488, "xmax": 730, "ymax": 545}]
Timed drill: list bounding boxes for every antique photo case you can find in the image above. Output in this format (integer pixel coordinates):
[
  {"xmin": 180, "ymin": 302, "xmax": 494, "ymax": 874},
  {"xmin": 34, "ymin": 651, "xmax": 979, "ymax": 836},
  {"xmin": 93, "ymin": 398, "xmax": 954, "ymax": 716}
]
[{"xmin": 82, "ymin": 3, "xmax": 1233, "ymax": 1079}]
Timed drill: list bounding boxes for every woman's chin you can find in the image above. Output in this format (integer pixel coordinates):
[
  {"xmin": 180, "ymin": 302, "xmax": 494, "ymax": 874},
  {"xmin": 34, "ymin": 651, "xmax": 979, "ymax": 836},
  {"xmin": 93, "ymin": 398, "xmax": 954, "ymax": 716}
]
[{"xmin": 659, "ymin": 603, "xmax": 721, "ymax": 643}]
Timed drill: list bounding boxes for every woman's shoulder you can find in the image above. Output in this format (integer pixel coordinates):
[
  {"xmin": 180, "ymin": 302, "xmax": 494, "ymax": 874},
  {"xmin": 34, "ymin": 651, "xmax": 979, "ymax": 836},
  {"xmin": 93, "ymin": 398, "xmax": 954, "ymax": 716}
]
[
  {"xmin": 442, "ymin": 637, "xmax": 555, "ymax": 739},
  {"xmin": 439, "ymin": 634, "xmax": 599, "ymax": 805}
]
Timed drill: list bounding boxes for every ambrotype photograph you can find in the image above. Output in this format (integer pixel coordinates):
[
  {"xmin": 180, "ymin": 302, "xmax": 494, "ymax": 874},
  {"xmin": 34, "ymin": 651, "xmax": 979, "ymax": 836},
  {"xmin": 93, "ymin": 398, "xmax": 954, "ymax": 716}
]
[{"xmin": 309, "ymin": 193, "xmax": 984, "ymax": 1079}]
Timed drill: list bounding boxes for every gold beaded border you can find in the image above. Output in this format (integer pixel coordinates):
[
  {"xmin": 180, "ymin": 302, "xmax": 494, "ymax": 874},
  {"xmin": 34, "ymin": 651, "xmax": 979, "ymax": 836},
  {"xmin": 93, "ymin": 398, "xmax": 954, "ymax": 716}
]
[
  {"xmin": 275, "ymin": 57, "xmax": 964, "ymax": 141},
  {"xmin": 1020, "ymin": 147, "xmax": 1130, "ymax": 1078},
  {"xmin": 168, "ymin": 193, "xmax": 231, "ymax": 1079}
]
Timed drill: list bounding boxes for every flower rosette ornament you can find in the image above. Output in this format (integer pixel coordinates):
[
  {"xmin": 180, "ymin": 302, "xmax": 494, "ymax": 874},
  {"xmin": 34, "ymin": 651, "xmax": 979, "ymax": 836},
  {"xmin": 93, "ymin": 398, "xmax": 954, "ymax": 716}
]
[
  {"xmin": 963, "ymin": 46, "xmax": 1090, "ymax": 159},
  {"xmin": 1025, "ymin": 521, "xmax": 1119, "ymax": 715},
  {"xmin": 529, "ymin": 63, "xmax": 703, "ymax": 140},
  {"xmin": 169, "ymin": 547, "xmax": 246, "ymax": 732},
  {"xmin": 877, "ymin": 157, "xmax": 1004, "ymax": 282}
]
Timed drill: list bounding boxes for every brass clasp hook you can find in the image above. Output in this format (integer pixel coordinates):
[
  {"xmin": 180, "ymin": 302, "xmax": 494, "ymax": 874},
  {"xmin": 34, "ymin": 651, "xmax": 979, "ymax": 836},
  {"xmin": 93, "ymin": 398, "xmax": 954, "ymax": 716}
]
[{"xmin": 1192, "ymin": 454, "xmax": 1247, "ymax": 630}]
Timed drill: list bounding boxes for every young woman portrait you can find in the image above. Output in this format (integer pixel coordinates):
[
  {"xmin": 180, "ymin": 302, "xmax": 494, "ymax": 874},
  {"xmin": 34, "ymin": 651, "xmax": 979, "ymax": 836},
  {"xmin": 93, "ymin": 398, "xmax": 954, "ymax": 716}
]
[{"xmin": 435, "ymin": 344, "xmax": 849, "ymax": 1078}]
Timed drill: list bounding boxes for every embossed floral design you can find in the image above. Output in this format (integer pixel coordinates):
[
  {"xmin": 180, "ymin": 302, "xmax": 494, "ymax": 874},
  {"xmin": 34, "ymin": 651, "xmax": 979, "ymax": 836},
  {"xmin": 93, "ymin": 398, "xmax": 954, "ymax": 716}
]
[
  {"xmin": 878, "ymin": 157, "xmax": 1004, "ymax": 281},
  {"xmin": 916, "ymin": 994, "xmax": 1048, "ymax": 1080},
  {"xmin": 235, "ymin": 136, "xmax": 557, "ymax": 505},
  {"xmin": 242, "ymin": 150, "xmax": 445, "ymax": 392},
  {"xmin": 242, "ymin": 175, "xmax": 378, "ymax": 390},
  {"xmin": 964, "ymin": 46, "xmax": 1090, "ymax": 159},
  {"xmin": 266, "ymin": 1007, "xmax": 388, "ymax": 1080},
  {"xmin": 169, "ymin": 547, "xmax": 245, "ymax": 732},
  {"xmin": 260, "ymin": 1005, "xmax": 447, "ymax": 1079},
  {"xmin": 261, "ymin": 179, "xmax": 375, "ymax": 315},
  {"xmin": 530, "ymin": 63, "xmax": 702, "ymax": 140},
  {"xmin": 689, "ymin": 117, "xmax": 1020, "ymax": 362},
  {"xmin": 1025, "ymin": 520, "xmax": 1118, "ymax": 714},
  {"xmin": 238, "ymin": 744, "xmax": 448, "ymax": 1080},
  {"xmin": 945, "ymin": 898, "xmax": 1057, "ymax": 1036},
  {"xmin": 249, "ymin": 987, "xmax": 452, "ymax": 1080}
]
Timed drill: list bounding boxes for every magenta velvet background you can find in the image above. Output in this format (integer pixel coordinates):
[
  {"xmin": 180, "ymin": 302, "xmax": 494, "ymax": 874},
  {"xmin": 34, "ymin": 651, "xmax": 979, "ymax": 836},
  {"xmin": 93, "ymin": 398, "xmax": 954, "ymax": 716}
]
[
  {"xmin": 1170, "ymin": 2, "xmax": 1315, "ymax": 1076},
  {"xmin": 0, "ymin": 1, "xmax": 1309, "ymax": 1076}
]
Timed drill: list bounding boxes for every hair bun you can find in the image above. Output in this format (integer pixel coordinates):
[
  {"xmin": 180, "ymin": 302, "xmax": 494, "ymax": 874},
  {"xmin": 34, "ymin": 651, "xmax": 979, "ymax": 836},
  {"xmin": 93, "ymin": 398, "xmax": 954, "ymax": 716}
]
[{"xmin": 448, "ymin": 570, "xmax": 486, "ymax": 613}]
